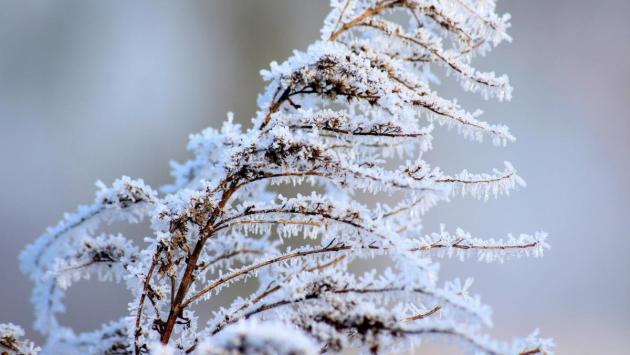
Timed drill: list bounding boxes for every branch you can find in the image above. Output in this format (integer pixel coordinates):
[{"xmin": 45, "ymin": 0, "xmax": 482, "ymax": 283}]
[
  {"xmin": 182, "ymin": 245, "xmax": 353, "ymax": 308},
  {"xmin": 134, "ymin": 244, "xmax": 163, "ymax": 354}
]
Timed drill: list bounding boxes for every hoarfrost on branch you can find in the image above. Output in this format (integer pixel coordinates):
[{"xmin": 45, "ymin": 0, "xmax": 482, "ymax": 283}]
[{"xmin": 6, "ymin": 1, "xmax": 553, "ymax": 354}]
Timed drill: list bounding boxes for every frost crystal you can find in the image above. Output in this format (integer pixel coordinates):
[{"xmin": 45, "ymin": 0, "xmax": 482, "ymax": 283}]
[
  {"xmin": 0, "ymin": 323, "xmax": 40, "ymax": 355},
  {"xmin": 14, "ymin": 1, "xmax": 552, "ymax": 354}
]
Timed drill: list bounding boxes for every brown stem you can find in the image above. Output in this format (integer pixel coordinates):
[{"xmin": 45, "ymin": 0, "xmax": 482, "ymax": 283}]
[
  {"xmin": 403, "ymin": 305, "xmax": 442, "ymax": 321},
  {"xmin": 159, "ymin": 235, "xmax": 208, "ymax": 344},
  {"xmin": 157, "ymin": 67, "xmax": 292, "ymax": 346},
  {"xmin": 289, "ymin": 124, "xmax": 430, "ymax": 138},
  {"xmin": 328, "ymin": 0, "xmax": 402, "ymax": 41},
  {"xmin": 519, "ymin": 347, "xmax": 544, "ymax": 355},
  {"xmin": 0, "ymin": 339, "xmax": 22, "ymax": 354},
  {"xmin": 259, "ymin": 87, "xmax": 291, "ymax": 129},
  {"xmin": 435, "ymin": 173, "xmax": 514, "ymax": 185},
  {"xmin": 134, "ymin": 244, "xmax": 163, "ymax": 354},
  {"xmin": 159, "ymin": 182, "xmax": 240, "ymax": 345}
]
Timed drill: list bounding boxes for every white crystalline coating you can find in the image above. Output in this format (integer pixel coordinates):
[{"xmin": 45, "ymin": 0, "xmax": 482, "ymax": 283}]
[
  {"xmin": 257, "ymin": 40, "xmax": 514, "ymax": 146},
  {"xmin": 435, "ymin": 161, "xmax": 526, "ymax": 201},
  {"xmin": 322, "ymin": 0, "xmax": 512, "ymax": 49},
  {"xmin": 272, "ymin": 108, "xmax": 435, "ymax": 157},
  {"xmin": 149, "ymin": 342, "xmax": 177, "ymax": 355},
  {"xmin": 20, "ymin": 176, "xmax": 156, "ymax": 276},
  {"xmin": 163, "ymin": 113, "xmax": 243, "ymax": 193},
  {"xmin": 47, "ymin": 233, "xmax": 139, "ymax": 290},
  {"xmin": 18, "ymin": 176, "xmax": 156, "ymax": 334},
  {"xmin": 419, "ymin": 225, "xmax": 550, "ymax": 262},
  {"xmin": 38, "ymin": 318, "xmax": 130, "ymax": 355},
  {"xmin": 16, "ymin": 1, "xmax": 552, "ymax": 354},
  {"xmin": 357, "ymin": 17, "xmax": 513, "ymax": 100},
  {"xmin": 0, "ymin": 323, "xmax": 40, "ymax": 355},
  {"xmin": 195, "ymin": 320, "xmax": 317, "ymax": 355}
]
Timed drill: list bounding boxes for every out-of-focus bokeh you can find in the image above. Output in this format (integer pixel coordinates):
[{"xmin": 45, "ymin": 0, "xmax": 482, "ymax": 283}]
[{"xmin": 1, "ymin": 1, "xmax": 628, "ymax": 353}]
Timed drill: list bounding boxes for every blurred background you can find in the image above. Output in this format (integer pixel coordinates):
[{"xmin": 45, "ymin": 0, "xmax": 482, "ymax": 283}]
[{"xmin": 0, "ymin": 1, "xmax": 628, "ymax": 353}]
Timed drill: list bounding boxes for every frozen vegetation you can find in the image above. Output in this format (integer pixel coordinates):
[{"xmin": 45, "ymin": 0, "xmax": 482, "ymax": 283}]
[{"xmin": 3, "ymin": 1, "xmax": 553, "ymax": 354}]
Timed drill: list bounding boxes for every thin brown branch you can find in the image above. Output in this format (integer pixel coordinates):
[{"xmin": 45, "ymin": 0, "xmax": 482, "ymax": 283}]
[
  {"xmin": 260, "ymin": 87, "xmax": 292, "ymax": 129},
  {"xmin": 289, "ymin": 124, "xmax": 430, "ymax": 139},
  {"xmin": 329, "ymin": 0, "xmax": 402, "ymax": 41},
  {"xmin": 0, "ymin": 339, "xmax": 21, "ymax": 354},
  {"xmin": 305, "ymin": 255, "xmax": 347, "ymax": 272},
  {"xmin": 213, "ymin": 290, "xmax": 442, "ymax": 335},
  {"xmin": 182, "ymin": 245, "xmax": 352, "ymax": 308},
  {"xmin": 213, "ymin": 208, "xmax": 381, "ymax": 244},
  {"xmin": 199, "ymin": 249, "xmax": 264, "ymax": 273},
  {"xmin": 134, "ymin": 244, "xmax": 163, "ymax": 354},
  {"xmin": 403, "ymin": 305, "xmax": 442, "ymax": 321},
  {"xmin": 519, "ymin": 347, "xmax": 545, "ymax": 355},
  {"xmin": 380, "ymin": 196, "xmax": 429, "ymax": 219},
  {"xmin": 360, "ymin": 19, "xmax": 504, "ymax": 88},
  {"xmin": 435, "ymin": 172, "xmax": 514, "ymax": 185}
]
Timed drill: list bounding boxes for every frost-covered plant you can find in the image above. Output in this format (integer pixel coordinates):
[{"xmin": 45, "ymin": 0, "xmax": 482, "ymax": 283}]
[{"xmin": 5, "ymin": 1, "xmax": 554, "ymax": 354}]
